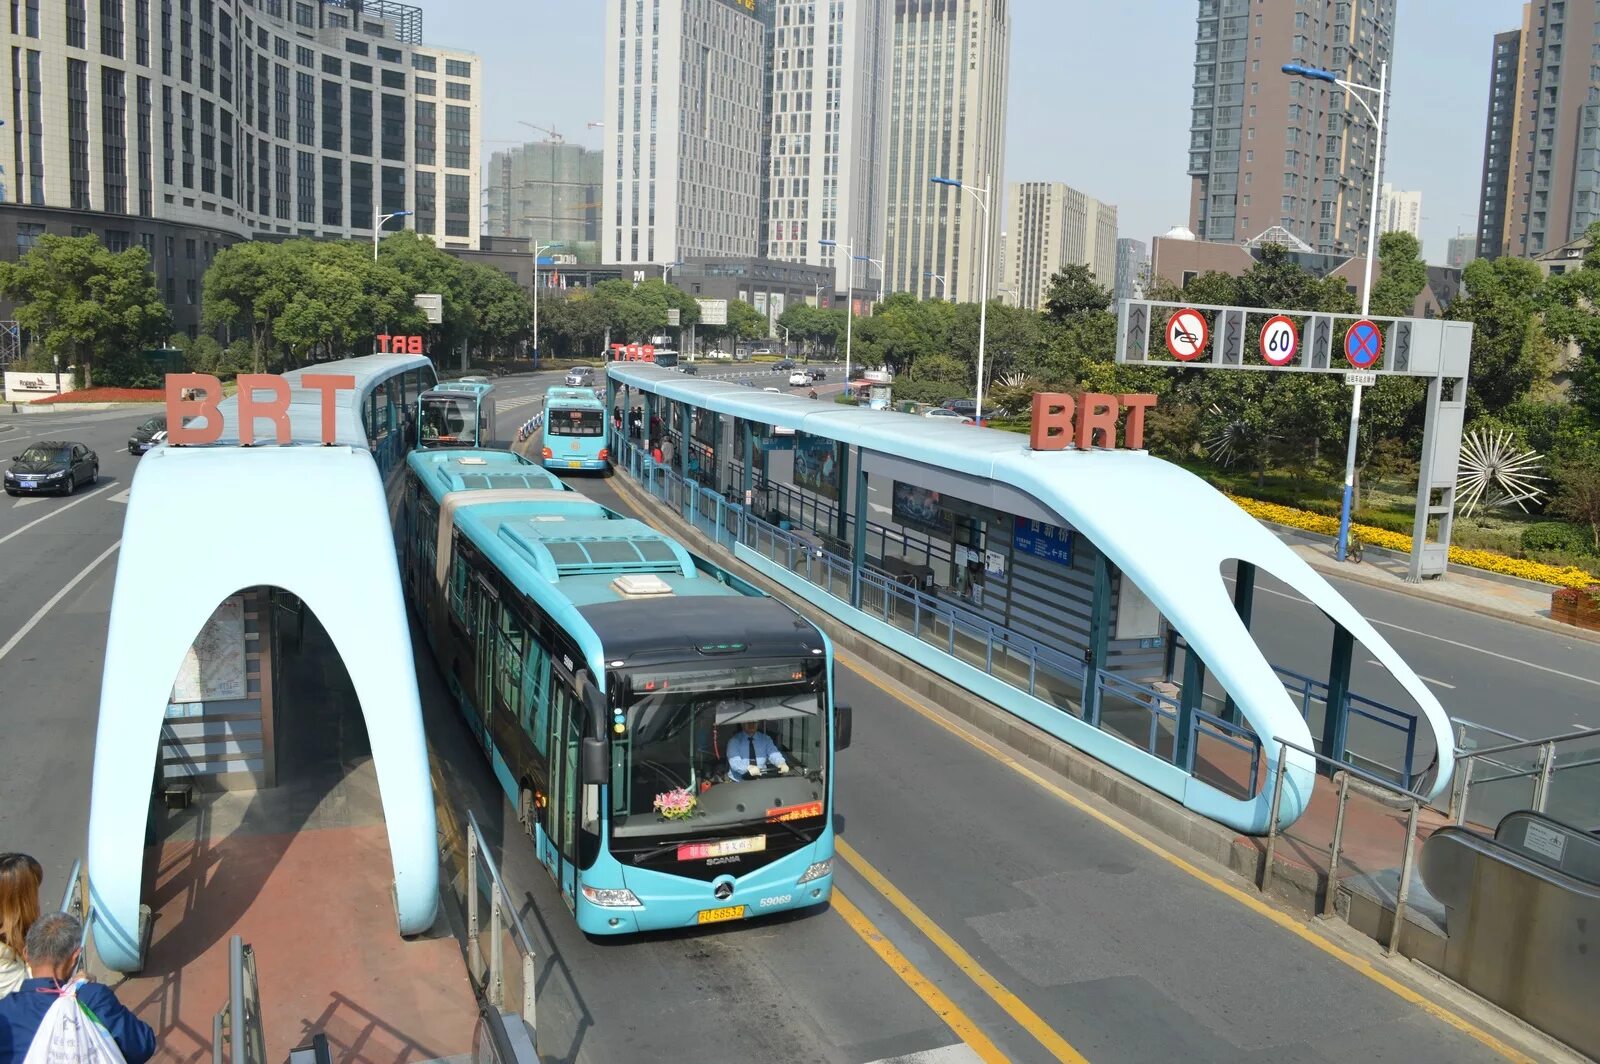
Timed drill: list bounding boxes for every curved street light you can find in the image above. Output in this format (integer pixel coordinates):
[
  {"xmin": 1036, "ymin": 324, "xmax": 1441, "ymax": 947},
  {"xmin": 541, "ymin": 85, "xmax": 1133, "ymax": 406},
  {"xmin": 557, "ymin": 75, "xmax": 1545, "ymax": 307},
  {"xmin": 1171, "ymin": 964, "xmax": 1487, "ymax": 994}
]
[
  {"xmin": 931, "ymin": 175, "xmax": 992, "ymax": 422},
  {"xmin": 373, "ymin": 208, "xmax": 412, "ymax": 261}
]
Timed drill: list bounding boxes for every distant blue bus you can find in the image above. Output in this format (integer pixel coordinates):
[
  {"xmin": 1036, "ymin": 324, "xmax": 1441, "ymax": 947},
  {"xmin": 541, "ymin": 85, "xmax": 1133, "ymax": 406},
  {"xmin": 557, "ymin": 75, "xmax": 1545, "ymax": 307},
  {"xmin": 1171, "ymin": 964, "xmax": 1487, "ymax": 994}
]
[
  {"xmin": 419, "ymin": 377, "xmax": 496, "ymax": 449},
  {"xmin": 540, "ymin": 385, "xmax": 609, "ymax": 471},
  {"xmin": 400, "ymin": 447, "xmax": 850, "ymax": 934}
]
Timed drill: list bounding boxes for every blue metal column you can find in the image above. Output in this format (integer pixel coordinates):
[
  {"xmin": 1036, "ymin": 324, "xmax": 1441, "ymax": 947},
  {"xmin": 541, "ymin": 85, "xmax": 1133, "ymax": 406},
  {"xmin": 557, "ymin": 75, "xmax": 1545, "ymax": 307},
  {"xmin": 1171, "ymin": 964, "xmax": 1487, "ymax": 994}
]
[
  {"xmin": 851, "ymin": 461, "xmax": 868, "ymax": 608},
  {"xmin": 1174, "ymin": 645, "xmax": 1205, "ymax": 772},
  {"xmin": 741, "ymin": 420, "xmax": 754, "ymax": 505},
  {"xmin": 1322, "ymin": 625, "xmax": 1355, "ymax": 777},
  {"xmin": 834, "ymin": 443, "xmax": 850, "ymax": 542},
  {"xmin": 1222, "ymin": 560, "xmax": 1256, "ymax": 726},
  {"xmin": 680, "ymin": 402, "xmax": 692, "ymax": 480},
  {"xmin": 1085, "ymin": 550, "xmax": 1113, "ymax": 726}
]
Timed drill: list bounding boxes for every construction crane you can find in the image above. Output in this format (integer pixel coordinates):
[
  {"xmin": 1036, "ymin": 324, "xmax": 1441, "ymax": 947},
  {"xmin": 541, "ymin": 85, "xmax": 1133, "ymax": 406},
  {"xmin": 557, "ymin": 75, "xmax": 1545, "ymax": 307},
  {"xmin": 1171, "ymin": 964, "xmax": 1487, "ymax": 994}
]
[{"xmin": 518, "ymin": 120, "xmax": 564, "ymax": 143}]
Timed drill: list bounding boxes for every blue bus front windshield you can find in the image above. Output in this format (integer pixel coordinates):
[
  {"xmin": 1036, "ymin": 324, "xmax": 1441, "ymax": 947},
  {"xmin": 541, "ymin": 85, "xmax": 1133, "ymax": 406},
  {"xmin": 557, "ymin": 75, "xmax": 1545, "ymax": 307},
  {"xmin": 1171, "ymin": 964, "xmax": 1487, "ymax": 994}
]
[
  {"xmin": 546, "ymin": 407, "xmax": 605, "ymax": 438},
  {"xmin": 421, "ymin": 395, "xmax": 477, "ymax": 445},
  {"xmin": 613, "ymin": 660, "xmax": 827, "ymax": 840}
]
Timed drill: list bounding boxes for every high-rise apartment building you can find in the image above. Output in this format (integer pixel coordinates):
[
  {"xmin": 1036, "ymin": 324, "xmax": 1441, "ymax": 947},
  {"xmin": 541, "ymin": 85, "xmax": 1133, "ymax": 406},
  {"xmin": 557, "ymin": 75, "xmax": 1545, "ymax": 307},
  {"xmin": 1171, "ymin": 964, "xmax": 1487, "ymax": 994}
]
[
  {"xmin": 999, "ymin": 181, "xmax": 1116, "ymax": 312},
  {"xmin": 1115, "ymin": 237, "xmax": 1148, "ymax": 303},
  {"xmin": 884, "ymin": 0, "xmax": 1010, "ymax": 302},
  {"xmin": 602, "ymin": 0, "xmax": 768, "ymax": 266},
  {"xmin": 1379, "ymin": 183, "xmax": 1421, "ymax": 239},
  {"xmin": 484, "ymin": 141, "xmax": 602, "ymax": 255},
  {"xmin": 1187, "ymin": 0, "xmax": 1396, "ymax": 256},
  {"xmin": 1, "ymin": 0, "xmax": 481, "ymax": 333},
  {"xmin": 1478, "ymin": 4, "xmax": 1600, "ymax": 258},
  {"xmin": 1476, "ymin": 27, "xmax": 1523, "ymax": 260},
  {"xmin": 763, "ymin": 0, "xmax": 889, "ymax": 285}
]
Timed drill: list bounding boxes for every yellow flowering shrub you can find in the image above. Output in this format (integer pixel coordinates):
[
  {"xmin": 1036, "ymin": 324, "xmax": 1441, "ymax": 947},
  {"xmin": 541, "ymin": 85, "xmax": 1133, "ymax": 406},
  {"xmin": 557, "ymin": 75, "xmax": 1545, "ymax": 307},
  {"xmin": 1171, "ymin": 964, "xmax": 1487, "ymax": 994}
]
[{"xmin": 1224, "ymin": 494, "xmax": 1598, "ymax": 590}]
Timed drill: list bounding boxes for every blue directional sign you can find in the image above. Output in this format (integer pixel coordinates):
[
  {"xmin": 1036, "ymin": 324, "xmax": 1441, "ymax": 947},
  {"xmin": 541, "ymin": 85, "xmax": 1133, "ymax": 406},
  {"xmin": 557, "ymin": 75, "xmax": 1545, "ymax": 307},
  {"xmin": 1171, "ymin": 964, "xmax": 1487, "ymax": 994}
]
[
  {"xmin": 1344, "ymin": 319, "xmax": 1383, "ymax": 369},
  {"xmin": 1013, "ymin": 517, "xmax": 1074, "ymax": 567}
]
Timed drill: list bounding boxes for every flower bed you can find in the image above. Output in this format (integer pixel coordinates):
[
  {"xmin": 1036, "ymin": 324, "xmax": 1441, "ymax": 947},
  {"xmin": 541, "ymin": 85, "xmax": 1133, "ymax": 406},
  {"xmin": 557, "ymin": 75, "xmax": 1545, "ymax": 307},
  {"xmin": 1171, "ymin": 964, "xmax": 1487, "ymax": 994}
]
[
  {"xmin": 30, "ymin": 387, "xmax": 164, "ymax": 404},
  {"xmin": 1225, "ymin": 494, "xmax": 1598, "ymax": 590}
]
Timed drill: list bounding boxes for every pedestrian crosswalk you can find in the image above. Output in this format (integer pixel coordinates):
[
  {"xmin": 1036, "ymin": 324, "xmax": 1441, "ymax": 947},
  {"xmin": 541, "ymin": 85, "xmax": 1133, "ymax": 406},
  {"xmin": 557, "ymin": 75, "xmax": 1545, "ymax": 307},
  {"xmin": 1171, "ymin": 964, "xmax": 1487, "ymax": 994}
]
[{"xmin": 499, "ymin": 395, "xmax": 543, "ymax": 412}]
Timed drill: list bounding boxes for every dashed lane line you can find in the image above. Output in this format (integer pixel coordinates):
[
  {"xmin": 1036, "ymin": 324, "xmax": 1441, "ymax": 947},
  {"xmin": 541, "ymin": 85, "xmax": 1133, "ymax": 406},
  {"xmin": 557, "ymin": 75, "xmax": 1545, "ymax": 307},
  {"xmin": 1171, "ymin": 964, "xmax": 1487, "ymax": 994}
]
[
  {"xmin": 0, "ymin": 481, "xmax": 119, "ymax": 549},
  {"xmin": 0, "ymin": 540, "xmax": 121, "ymax": 669}
]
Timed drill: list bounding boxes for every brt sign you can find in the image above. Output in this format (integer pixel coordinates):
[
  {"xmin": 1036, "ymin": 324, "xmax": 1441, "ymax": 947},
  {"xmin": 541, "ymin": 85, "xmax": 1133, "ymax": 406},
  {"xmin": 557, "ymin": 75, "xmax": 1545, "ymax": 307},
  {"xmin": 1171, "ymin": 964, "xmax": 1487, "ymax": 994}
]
[
  {"xmin": 1029, "ymin": 392, "xmax": 1158, "ymax": 451},
  {"xmin": 164, "ymin": 372, "xmax": 357, "ymax": 447}
]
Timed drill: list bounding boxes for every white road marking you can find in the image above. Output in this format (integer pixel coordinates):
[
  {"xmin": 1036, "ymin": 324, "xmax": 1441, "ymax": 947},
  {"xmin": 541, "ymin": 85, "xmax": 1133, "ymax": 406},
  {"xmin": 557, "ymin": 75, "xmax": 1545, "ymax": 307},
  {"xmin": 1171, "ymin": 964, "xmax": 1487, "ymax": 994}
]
[
  {"xmin": 1231, "ymin": 575, "xmax": 1600, "ymax": 689},
  {"xmin": 0, "ymin": 540, "xmax": 121, "ymax": 668},
  {"xmin": 11, "ymin": 496, "xmax": 47, "ymax": 508},
  {"xmin": 869, "ymin": 502, "xmax": 892, "ymax": 515},
  {"xmin": 1573, "ymin": 723, "xmax": 1594, "ymax": 732},
  {"xmin": 1366, "ymin": 658, "xmax": 1456, "ymax": 689},
  {"xmin": 0, "ymin": 481, "xmax": 118, "ymax": 549},
  {"xmin": 864, "ymin": 1046, "xmax": 985, "ymax": 1064},
  {"xmin": 109, "ymin": 489, "xmax": 131, "ymax": 505}
]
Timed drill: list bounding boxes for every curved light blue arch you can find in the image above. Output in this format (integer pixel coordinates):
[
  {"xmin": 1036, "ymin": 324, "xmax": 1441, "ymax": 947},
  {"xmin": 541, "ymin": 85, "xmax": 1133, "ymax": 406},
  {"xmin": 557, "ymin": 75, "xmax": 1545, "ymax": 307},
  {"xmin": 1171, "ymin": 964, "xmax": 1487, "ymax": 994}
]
[
  {"xmin": 608, "ymin": 365, "xmax": 1455, "ymax": 834},
  {"xmin": 87, "ymin": 443, "xmax": 438, "ymax": 971}
]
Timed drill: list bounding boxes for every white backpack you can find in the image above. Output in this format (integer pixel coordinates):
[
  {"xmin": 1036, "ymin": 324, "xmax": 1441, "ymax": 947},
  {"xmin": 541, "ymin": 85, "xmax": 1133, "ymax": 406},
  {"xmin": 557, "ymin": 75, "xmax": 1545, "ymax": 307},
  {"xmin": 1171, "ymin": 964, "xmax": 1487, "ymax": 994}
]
[{"xmin": 20, "ymin": 980, "xmax": 128, "ymax": 1064}]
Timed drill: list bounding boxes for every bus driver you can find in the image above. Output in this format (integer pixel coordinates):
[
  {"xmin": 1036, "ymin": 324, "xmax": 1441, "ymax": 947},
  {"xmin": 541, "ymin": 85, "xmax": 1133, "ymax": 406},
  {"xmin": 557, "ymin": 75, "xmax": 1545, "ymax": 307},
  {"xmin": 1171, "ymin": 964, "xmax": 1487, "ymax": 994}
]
[{"xmin": 726, "ymin": 718, "xmax": 789, "ymax": 781}]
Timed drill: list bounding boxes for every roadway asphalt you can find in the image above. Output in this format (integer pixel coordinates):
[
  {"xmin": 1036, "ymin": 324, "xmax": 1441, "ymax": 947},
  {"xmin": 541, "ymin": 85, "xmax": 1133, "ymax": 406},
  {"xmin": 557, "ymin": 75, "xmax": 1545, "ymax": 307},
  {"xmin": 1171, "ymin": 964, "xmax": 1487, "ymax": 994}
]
[{"xmin": 0, "ymin": 376, "xmax": 1559, "ymax": 1063}]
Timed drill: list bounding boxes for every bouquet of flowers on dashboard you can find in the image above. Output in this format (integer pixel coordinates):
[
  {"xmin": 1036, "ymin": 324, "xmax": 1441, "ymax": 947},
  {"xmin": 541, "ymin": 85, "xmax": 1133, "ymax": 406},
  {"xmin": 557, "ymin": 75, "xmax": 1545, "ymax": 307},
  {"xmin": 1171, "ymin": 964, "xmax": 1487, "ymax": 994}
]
[{"xmin": 653, "ymin": 787, "xmax": 697, "ymax": 821}]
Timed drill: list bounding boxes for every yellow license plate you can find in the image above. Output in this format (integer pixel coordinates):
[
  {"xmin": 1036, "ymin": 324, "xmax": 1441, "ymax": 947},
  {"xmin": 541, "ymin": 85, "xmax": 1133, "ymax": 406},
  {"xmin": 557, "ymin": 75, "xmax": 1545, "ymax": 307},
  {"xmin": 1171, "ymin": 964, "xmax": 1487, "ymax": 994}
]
[
  {"xmin": 568, "ymin": 461, "xmax": 582, "ymax": 468},
  {"xmin": 696, "ymin": 905, "xmax": 746, "ymax": 925}
]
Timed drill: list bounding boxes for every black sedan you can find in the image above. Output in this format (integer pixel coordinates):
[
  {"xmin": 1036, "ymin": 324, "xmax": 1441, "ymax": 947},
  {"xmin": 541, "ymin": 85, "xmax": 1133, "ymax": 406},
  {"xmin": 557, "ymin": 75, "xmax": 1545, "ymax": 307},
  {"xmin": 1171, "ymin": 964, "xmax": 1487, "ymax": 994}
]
[
  {"xmin": 806, "ymin": 367, "xmax": 827, "ymax": 381},
  {"xmin": 5, "ymin": 442, "xmax": 99, "ymax": 496},
  {"xmin": 129, "ymin": 414, "xmax": 167, "ymax": 455}
]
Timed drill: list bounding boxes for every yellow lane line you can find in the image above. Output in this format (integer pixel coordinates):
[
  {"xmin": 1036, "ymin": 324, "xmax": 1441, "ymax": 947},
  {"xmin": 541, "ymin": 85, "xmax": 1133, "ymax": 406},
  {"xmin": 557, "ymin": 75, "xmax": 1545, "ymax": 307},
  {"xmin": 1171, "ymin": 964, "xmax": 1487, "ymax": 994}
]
[
  {"xmin": 833, "ymin": 649, "xmax": 1538, "ymax": 1064},
  {"xmin": 830, "ymin": 888, "xmax": 1010, "ymax": 1064},
  {"xmin": 837, "ymin": 839, "xmax": 1090, "ymax": 1064}
]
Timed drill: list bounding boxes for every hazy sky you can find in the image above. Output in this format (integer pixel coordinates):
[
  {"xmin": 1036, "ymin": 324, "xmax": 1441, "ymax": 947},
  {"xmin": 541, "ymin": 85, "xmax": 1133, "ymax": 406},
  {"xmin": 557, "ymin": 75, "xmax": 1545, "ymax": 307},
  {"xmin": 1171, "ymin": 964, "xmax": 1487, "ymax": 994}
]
[{"xmin": 424, "ymin": 0, "xmax": 1521, "ymax": 264}]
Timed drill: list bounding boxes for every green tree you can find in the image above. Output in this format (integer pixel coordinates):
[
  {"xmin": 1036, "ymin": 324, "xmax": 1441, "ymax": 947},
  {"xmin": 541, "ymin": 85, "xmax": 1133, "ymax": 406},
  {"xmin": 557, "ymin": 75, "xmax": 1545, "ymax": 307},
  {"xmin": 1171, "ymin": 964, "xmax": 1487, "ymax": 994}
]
[
  {"xmin": 0, "ymin": 234, "xmax": 170, "ymax": 388},
  {"xmin": 203, "ymin": 240, "xmax": 300, "ymax": 371},
  {"xmin": 1042, "ymin": 264, "xmax": 1111, "ymax": 321},
  {"xmin": 1447, "ymin": 256, "xmax": 1550, "ymax": 418},
  {"xmin": 1550, "ymin": 445, "xmax": 1600, "ymax": 552},
  {"xmin": 1369, "ymin": 231, "xmax": 1428, "ymax": 317}
]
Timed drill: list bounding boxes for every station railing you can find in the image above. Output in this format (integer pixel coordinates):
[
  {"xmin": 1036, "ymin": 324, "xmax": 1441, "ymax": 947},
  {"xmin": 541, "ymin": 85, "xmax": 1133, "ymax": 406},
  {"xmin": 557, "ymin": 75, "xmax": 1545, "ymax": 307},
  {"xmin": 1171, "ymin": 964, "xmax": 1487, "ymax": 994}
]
[
  {"xmin": 212, "ymin": 935, "xmax": 266, "ymax": 1064},
  {"xmin": 466, "ymin": 810, "xmax": 538, "ymax": 1062},
  {"xmin": 621, "ymin": 441, "xmax": 1265, "ymax": 801},
  {"xmin": 1259, "ymin": 737, "xmax": 1435, "ymax": 955},
  {"xmin": 1448, "ymin": 724, "xmax": 1600, "ymax": 832}
]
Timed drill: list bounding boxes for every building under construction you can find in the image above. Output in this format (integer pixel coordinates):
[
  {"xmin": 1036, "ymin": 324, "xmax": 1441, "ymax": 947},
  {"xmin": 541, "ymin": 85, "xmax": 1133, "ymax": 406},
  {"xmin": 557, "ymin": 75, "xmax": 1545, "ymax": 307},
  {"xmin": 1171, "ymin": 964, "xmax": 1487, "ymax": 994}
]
[{"xmin": 484, "ymin": 142, "xmax": 602, "ymax": 254}]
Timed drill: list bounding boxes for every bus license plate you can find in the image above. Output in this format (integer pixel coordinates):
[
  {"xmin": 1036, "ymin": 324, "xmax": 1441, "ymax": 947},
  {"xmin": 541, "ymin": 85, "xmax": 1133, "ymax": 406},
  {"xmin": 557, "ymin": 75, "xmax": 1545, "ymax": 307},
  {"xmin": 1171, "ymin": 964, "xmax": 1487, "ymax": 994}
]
[
  {"xmin": 567, "ymin": 460, "xmax": 581, "ymax": 468},
  {"xmin": 696, "ymin": 905, "xmax": 746, "ymax": 925}
]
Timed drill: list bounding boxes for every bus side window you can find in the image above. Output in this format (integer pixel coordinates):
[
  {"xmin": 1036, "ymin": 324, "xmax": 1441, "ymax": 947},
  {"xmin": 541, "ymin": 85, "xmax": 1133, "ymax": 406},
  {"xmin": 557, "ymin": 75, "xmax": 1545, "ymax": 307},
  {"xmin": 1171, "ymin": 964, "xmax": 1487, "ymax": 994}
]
[
  {"xmin": 496, "ymin": 610, "xmax": 526, "ymax": 713},
  {"xmin": 523, "ymin": 635, "xmax": 552, "ymax": 755},
  {"xmin": 449, "ymin": 549, "xmax": 469, "ymax": 624}
]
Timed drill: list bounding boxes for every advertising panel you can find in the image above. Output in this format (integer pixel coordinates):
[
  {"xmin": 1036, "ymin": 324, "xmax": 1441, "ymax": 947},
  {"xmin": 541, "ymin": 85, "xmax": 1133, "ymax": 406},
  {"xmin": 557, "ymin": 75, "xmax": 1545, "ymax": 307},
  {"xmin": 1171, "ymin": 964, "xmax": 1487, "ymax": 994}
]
[
  {"xmin": 3, "ymin": 371, "xmax": 63, "ymax": 403},
  {"xmin": 792, "ymin": 432, "xmax": 840, "ymax": 501},
  {"xmin": 891, "ymin": 482, "xmax": 951, "ymax": 535},
  {"xmin": 697, "ymin": 298, "xmax": 728, "ymax": 326}
]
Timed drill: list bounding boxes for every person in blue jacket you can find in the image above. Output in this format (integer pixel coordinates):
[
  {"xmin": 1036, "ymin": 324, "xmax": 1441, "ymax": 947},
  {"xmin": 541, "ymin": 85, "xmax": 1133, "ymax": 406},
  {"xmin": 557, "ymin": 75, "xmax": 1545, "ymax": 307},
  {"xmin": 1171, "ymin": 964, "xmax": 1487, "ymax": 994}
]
[{"xmin": 0, "ymin": 911, "xmax": 156, "ymax": 1064}]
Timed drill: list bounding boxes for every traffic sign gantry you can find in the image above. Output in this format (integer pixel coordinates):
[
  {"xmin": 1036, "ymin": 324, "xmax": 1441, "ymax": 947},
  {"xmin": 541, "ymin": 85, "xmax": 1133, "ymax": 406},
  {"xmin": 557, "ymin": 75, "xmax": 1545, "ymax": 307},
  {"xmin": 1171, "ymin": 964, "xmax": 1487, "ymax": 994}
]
[
  {"xmin": 1165, "ymin": 308, "xmax": 1209, "ymax": 361},
  {"xmin": 1344, "ymin": 319, "xmax": 1383, "ymax": 369},
  {"xmin": 1259, "ymin": 315, "xmax": 1298, "ymax": 366}
]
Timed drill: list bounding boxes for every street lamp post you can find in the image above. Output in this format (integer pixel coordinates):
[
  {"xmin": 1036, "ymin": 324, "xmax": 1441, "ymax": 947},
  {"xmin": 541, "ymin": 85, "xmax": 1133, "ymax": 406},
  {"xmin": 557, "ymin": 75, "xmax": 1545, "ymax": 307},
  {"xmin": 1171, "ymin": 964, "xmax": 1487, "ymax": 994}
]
[
  {"xmin": 818, "ymin": 238, "xmax": 854, "ymax": 392},
  {"xmin": 531, "ymin": 241, "xmax": 563, "ymax": 366},
  {"xmin": 373, "ymin": 208, "xmax": 413, "ymax": 261},
  {"xmin": 931, "ymin": 175, "xmax": 992, "ymax": 422},
  {"xmin": 1283, "ymin": 59, "xmax": 1388, "ymax": 562},
  {"xmin": 926, "ymin": 272, "xmax": 947, "ymax": 300},
  {"xmin": 857, "ymin": 256, "xmax": 885, "ymax": 309}
]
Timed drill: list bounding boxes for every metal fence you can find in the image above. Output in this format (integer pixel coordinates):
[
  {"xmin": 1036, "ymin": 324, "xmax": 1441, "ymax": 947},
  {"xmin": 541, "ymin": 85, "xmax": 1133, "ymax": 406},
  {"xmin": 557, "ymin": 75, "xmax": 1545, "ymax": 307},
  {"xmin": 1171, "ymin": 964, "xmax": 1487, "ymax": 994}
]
[
  {"xmin": 1449, "ymin": 725, "xmax": 1600, "ymax": 832},
  {"xmin": 620, "ymin": 440, "xmax": 1265, "ymax": 800},
  {"xmin": 466, "ymin": 810, "xmax": 538, "ymax": 1060},
  {"xmin": 213, "ymin": 935, "xmax": 266, "ymax": 1064}
]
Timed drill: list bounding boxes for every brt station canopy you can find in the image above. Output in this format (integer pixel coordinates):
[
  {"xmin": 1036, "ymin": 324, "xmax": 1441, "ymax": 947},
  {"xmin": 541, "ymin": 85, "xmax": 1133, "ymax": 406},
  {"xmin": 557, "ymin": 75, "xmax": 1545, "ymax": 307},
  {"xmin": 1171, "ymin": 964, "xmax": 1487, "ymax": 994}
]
[
  {"xmin": 85, "ymin": 356, "xmax": 439, "ymax": 973},
  {"xmin": 606, "ymin": 363, "xmax": 1456, "ymax": 836}
]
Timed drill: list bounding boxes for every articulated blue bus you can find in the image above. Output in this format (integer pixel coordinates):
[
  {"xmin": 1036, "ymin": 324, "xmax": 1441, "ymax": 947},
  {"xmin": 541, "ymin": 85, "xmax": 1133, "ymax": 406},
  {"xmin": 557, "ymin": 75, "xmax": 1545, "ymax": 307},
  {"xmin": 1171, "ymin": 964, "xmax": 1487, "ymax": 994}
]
[
  {"xmin": 539, "ymin": 386, "xmax": 609, "ymax": 472},
  {"xmin": 399, "ymin": 447, "xmax": 850, "ymax": 934},
  {"xmin": 419, "ymin": 377, "xmax": 497, "ymax": 448}
]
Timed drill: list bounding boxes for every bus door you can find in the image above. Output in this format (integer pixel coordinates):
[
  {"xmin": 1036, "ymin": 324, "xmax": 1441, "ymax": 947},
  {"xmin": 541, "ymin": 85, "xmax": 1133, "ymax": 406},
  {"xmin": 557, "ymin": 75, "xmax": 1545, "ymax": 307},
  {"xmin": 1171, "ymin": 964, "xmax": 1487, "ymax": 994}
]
[
  {"xmin": 545, "ymin": 672, "xmax": 581, "ymax": 912},
  {"xmin": 473, "ymin": 575, "xmax": 498, "ymax": 738},
  {"xmin": 480, "ymin": 398, "xmax": 496, "ymax": 447}
]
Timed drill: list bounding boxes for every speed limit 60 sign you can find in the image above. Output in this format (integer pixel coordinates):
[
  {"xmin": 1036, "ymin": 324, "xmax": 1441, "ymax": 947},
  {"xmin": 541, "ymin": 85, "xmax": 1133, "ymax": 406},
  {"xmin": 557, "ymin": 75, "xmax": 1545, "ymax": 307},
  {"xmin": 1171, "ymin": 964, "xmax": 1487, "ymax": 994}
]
[{"xmin": 1259, "ymin": 315, "xmax": 1298, "ymax": 366}]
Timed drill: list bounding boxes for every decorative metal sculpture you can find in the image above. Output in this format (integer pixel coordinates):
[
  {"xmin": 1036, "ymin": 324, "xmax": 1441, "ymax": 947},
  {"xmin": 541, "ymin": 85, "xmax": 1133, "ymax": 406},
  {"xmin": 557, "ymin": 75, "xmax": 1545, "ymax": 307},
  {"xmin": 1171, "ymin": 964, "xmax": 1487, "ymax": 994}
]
[
  {"xmin": 1204, "ymin": 403, "xmax": 1276, "ymax": 469},
  {"xmin": 1455, "ymin": 427, "xmax": 1545, "ymax": 516}
]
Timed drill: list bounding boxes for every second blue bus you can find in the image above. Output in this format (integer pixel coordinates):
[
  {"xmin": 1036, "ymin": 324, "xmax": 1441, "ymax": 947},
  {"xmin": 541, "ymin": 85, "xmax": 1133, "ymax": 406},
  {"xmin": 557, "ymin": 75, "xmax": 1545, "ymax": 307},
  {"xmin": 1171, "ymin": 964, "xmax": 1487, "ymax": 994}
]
[{"xmin": 540, "ymin": 385, "xmax": 609, "ymax": 472}]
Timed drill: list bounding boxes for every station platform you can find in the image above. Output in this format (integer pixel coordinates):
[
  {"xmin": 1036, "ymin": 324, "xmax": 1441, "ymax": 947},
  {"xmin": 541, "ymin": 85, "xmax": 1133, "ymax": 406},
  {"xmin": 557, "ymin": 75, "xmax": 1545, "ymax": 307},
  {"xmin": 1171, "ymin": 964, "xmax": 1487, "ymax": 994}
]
[{"xmin": 113, "ymin": 616, "xmax": 477, "ymax": 1064}]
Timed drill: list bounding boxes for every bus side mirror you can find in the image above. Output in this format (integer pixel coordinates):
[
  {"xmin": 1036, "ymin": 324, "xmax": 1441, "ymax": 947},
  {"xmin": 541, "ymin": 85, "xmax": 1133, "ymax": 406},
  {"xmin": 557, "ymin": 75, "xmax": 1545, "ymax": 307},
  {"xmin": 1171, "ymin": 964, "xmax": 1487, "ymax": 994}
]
[
  {"xmin": 581, "ymin": 738, "xmax": 610, "ymax": 784},
  {"xmin": 834, "ymin": 702, "xmax": 853, "ymax": 751}
]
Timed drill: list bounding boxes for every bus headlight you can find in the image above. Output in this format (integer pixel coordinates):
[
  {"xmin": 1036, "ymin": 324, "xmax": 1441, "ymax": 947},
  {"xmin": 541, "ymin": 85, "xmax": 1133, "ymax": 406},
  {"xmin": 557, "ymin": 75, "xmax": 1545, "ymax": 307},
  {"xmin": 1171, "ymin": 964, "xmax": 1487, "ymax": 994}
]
[
  {"xmin": 796, "ymin": 860, "xmax": 832, "ymax": 885},
  {"xmin": 581, "ymin": 885, "xmax": 641, "ymax": 907}
]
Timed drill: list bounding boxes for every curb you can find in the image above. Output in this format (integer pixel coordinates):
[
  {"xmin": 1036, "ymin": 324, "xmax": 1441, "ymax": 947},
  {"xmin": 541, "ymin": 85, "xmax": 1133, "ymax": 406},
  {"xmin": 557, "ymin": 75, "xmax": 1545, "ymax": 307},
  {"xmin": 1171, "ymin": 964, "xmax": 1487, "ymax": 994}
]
[
  {"xmin": 14, "ymin": 401, "xmax": 162, "ymax": 412},
  {"xmin": 1257, "ymin": 520, "xmax": 1600, "ymax": 647}
]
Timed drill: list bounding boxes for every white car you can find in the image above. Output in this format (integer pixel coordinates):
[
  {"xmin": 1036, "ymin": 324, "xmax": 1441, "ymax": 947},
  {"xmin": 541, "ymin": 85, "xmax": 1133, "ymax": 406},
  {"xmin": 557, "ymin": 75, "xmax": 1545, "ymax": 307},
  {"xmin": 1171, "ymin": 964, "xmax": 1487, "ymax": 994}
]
[
  {"xmin": 762, "ymin": 387, "xmax": 782, "ymax": 393},
  {"xmin": 924, "ymin": 407, "xmax": 967, "ymax": 419},
  {"xmin": 788, "ymin": 371, "xmax": 812, "ymax": 387}
]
